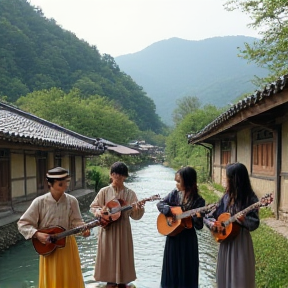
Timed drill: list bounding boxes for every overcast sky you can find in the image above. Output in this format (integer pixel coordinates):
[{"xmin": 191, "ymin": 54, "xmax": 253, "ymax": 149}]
[{"xmin": 28, "ymin": 0, "xmax": 259, "ymax": 57}]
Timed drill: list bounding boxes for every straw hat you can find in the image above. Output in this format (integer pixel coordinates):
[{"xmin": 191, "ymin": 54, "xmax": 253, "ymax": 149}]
[{"xmin": 46, "ymin": 167, "xmax": 69, "ymax": 179}]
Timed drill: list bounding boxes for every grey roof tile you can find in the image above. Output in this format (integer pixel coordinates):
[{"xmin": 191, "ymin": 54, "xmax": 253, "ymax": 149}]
[
  {"xmin": 0, "ymin": 102, "xmax": 104, "ymax": 154},
  {"xmin": 188, "ymin": 74, "xmax": 288, "ymax": 144}
]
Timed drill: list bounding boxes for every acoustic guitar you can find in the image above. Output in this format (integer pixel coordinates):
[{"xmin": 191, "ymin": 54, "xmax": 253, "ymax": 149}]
[
  {"xmin": 157, "ymin": 203, "xmax": 217, "ymax": 236},
  {"xmin": 100, "ymin": 194, "xmax": 161, "ymax": 229},
  {"xmin": 204, "ymin": 193, "xmax": 273, "ymax": 243},
  {"xmin": 32, "ymin": 218, "xmax": 101, "ymax": 256}
]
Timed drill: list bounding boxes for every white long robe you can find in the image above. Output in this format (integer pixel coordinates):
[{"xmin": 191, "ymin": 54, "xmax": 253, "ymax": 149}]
[{"xmin": 90, "ymin": 184, "xmax": 145, "ymax": 284}]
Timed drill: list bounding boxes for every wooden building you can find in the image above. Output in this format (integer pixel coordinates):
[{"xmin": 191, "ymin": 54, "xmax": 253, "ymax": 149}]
[
  {"xmin": 188, "ymin": 74, "xmax": 288, "ymax": 220},
  {"xmin": 0, "ymin": 102, "xmax": 105, "ymax": 209}
]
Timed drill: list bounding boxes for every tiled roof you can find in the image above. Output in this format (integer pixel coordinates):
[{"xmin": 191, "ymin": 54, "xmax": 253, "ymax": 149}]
[
  {"xmin": 0, "ymin": 102, "xmax": 105, "ymax": 154},
  {"xmin": 107, "ymin": 145, "xmax": 140, "ymax": 155},
  {"xmin": 188, "ymin": 74, "xmax": 288, "ymax": 144}
]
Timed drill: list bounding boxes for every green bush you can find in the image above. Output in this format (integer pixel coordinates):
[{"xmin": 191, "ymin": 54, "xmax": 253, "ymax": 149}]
[{"xmin": 86, "ymin": 166, "xmax": 110, "ymax": 192}]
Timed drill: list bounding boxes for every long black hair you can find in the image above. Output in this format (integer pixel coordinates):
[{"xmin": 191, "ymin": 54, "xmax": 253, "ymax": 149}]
[
  {"xmin": 226, "ymin": 162, "xmax": 255, "ymax": 208},
  {"xmin": 177, "ymin": 166, "xmax": 199, "ymax": 198}
]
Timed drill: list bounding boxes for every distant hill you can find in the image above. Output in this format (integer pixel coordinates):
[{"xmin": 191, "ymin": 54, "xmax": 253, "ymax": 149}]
[
  {"xmin": 115, "ymin": 36, "xmax": 268, "ymax": 125},
  {"xmin": 0, "ymin": 0, "xmax": 164, "ymax": 133}
]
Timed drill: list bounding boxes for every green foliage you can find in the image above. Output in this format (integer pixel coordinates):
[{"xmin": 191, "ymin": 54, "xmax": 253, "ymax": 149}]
[
  {"xmin": 211, "ymin": 182, "xmax": 226, "ymax": 193},
  {"xmin": 87, "ymin": 152, "xmax": 151, "ymax": 172},
  {"xmin": 165, "ymin": 103, "xmax": 222, "ymax": 181},
  {"xmin": 0, "ymin": 0, "xmax": 164, "ymax": 134},
  {"xmin": 224, "ymin": 0, "xmax": 288, "ymax": 85},
  {"xmin": 259, "ymin": 207, "xmax": 274, "ymax": 219},
  {"xmin": 252, "ymin": 224, "xmax": 288, "ymax": 288},
  {"xmin": 16, "ymin": 88, "xmax": 139, "ymax": 143},
  {"xmin": 86, "ymin": 165, "xmax": 110, "ymax": 191},
  {"xmin": 172, "ymin": 96, "xmax": 201, "ymax": 126},
  {"xmin": 138, "ymin": 130, "xmax": 167, "ymax": 147}
]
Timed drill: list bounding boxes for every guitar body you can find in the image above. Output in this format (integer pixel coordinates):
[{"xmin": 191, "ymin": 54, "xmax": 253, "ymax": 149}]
[
  {"xmin": 212, "ymin": 213, "xmax": 241, "ymax": 243},
  {"xmin": 208, "ymin": 194, "xmax": 273, "ymax": 243},
  {"xmin": 101, "ymin": 194, "xmax": 161, "ymax": 229},
  {"xmin": 32, "ymin": 226, "xmax": 66, "ymax": 256},
  {"xmin": 101, "ymin": 199, "xmax": 122, "ymax": 229},
  {"xmin": 157, "ymin": 206, "xmax": 193, "ymax": 236}
]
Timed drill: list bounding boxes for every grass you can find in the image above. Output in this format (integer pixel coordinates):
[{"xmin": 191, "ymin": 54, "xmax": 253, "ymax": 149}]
[
  {"xmin": 202, "ymin": 183, "xmax": 288, "ymax": 288},
  {"xmin": 199, "ymin": 183, "xmax": 221, "ymax": 204},
  {"xmin": 252, "ymin": 224, "xmax": 288, "ymax": 288},
  {"xmin": 210, "ymin": 182, "xmax": 225, "ymax": 193}
]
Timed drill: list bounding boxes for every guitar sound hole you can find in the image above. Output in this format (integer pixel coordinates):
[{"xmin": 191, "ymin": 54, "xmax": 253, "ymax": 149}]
[{"xmin": 49, "ymin": 236, "xmax": 57, "ymax": 243}]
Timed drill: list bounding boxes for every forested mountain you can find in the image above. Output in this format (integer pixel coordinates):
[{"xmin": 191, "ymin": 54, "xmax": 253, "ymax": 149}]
[
  {"xmin": 0, "ymin": 0, "xmax": 164, "ymax": 134},
  {"xmin": 115, "ymin": 36, "xmax": 269, "ymax": 125}
]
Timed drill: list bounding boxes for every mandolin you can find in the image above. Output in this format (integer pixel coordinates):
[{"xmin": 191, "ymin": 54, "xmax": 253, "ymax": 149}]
[
  {"xmin": 100, "ymin": 194, "xmax": 161, "ymax": 228},
  {"xmin": 157, "ymin": 203, "xmax": 217, "ymax": 236},
  {"xmin": 32, "ymin": 218, "xmax": 101, "ymax": 256},
  {"xmin": 204, "ymin": 193, "xmax": 273, "ymax": 243}
]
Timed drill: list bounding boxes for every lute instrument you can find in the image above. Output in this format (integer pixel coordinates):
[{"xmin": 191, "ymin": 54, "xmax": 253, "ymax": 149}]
[
  {"xmin": 157, "ymin": 203, "xmax": 217, "ymax": 236},
  {"xmin": 32, "ymin": 218, "xmax": 101, "ymax": 256},
  {"xmin": 204, "ymin": 193, "xmax": 273, "ymax": 243},
  {"xmin": 100, "ymin": 194, "xmax": 161, "ymax": 228}
]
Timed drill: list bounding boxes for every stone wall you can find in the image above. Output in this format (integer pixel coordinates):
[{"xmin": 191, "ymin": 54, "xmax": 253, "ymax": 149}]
[
  {"xmin": 279, "ymin": 211, "xmax": 288, "ymax": 222},
  {"xmin": 0, "ymin": 222, "xmax": 24, "ymax": 251},
  {"xmin": 0, "ymin": 191, "xmax": 97, "ymax": 252}
]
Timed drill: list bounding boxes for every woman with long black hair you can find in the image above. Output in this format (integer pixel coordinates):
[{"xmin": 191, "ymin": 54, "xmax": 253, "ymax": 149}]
[
  {"xmin": 157, "ymin": 166, "xmax": 205, "ymax": 288},
  {"xmin": 210, "ymin": 162, "xmax": 260, "ymax": 288}
]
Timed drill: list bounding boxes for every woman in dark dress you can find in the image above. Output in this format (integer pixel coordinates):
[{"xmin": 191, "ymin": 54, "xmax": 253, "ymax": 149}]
[{"xmin": 157, "ymin": 166, "xmax": 205, "ymax": 288}]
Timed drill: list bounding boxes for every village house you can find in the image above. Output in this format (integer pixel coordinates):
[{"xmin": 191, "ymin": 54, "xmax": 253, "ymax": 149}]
[
  {"xmin": 187, "ymin": 74, "xmax": 288, "ymax": 221},
  {"xmin": 0, "ymin": 101, "xmax": 142, "ymax": 251},
  {"xmin": 0, "ymin": 101, "xmax": 105, "ymax": 211}
]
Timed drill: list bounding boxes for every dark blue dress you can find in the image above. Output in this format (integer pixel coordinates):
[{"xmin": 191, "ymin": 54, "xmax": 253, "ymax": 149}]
[{"xmin": 157, "ymin": 188, "xmax": 205, "ymax": 288}]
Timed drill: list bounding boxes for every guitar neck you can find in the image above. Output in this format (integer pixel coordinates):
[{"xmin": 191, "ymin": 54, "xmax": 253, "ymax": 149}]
[
  {"xmin": 115, "ymin": 197, "xmax": 154, "ymax": 213},
  {"xmin": 52, "ymin": 218, "xmax": 100, "ymax": 241},
  {"xmin": 203, "ymin": 217, "xmax": 215, "ymax": 230},
  {"xmin": 176, "ymin": 204, "xmax": 215, "ymax": 220},
  {"xmin": 224, "ymin": 201, "xmax": 262, "ymax": 226}
]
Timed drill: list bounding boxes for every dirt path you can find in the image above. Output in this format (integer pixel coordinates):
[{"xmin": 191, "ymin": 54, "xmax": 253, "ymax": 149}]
[{"xmin": 262, "ymin": 218, "xmax": 288, "ymax": 240}]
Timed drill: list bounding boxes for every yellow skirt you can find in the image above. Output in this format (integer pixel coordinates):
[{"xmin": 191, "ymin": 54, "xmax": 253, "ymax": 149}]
[{"xmin": 39, "ymin": 236, "xmax": 85, "ymax": 288}]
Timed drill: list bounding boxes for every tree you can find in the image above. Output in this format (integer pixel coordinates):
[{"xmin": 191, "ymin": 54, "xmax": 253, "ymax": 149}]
[
  {"xmin": 172, "ymin": 96, "xmax": 201, "ymax": 126},
  {"xmin": 166, "ymin": 104, "xmax": 222, "ymax": 179},
  {"xmin": 16, "ymin": 88, "xmax": 140, "ymax": 144},
  {"xmin": 224, "ymin": 0, "xmax": 288, "ymax": 84},
  {"xmin": 0, "ymin": 0, "xmax": 165, "ymax": 134}
]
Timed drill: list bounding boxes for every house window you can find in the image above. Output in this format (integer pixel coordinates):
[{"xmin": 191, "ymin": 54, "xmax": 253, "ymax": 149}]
[
  {"xmin": 0, "ymin": 149, "xmax": 10, "ymax": 202},
  {"xmin": 221, "ymin": 141, "xmax": 231, "ymax": 165},
  {"xmin": 252, "ymin": 129, "xmax": 275, "ymax": 176}
]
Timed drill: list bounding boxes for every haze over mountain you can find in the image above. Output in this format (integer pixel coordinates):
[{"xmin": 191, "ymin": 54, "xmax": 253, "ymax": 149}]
[
  {"xmin": 115, "ymin": 36, "xmax": 268, "ymax": 125},
  {"xmin": 0, "ymin": 0, "xmax": 164, "ymax": 134}
]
